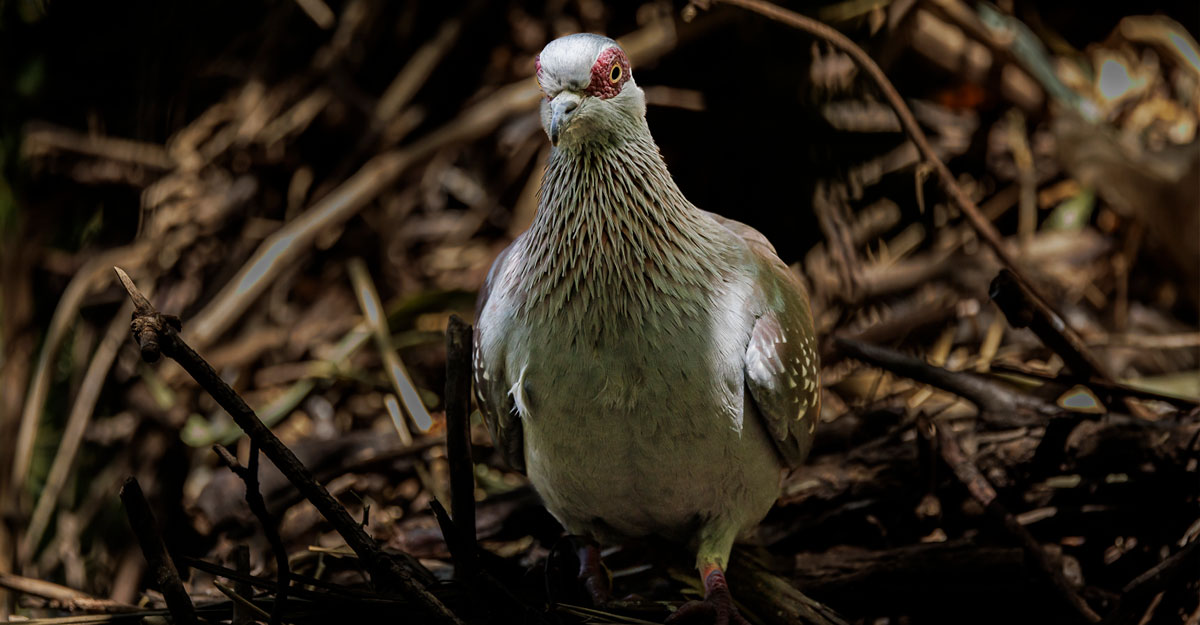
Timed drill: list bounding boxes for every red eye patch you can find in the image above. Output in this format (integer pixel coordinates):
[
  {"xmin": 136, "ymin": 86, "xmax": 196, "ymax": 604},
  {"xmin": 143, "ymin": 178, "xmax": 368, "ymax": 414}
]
[{"xmin": 586, "ymin": 47, "xmax": 631, "ymax": 100}]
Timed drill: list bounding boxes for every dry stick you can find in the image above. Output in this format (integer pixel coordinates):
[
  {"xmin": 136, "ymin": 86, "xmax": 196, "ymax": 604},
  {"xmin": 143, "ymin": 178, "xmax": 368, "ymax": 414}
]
[
  {"xmin": 991, "ymin": 270, "xmax": 1155, "ymax": 421},
  {"xmin": 23, "ymin": 123, "xmax": 175, "ymax": 170},
  {"xmin": 214, "ymin": 580, "xmax": 274, "ymax": 623},
  {"xmin": 184, "ymin": 18, "xmax": 680, "ymax": 353},
  {"xmin": 0, "ymin": 572, "xmax": 140, "ymax": 614},
  {"xmin": 1105, "ymin": 531, "xmax": 1200, "ymax": 625},
  {"xmin": 989, "ymin": 269, "xmax": 1113, "ymax": 383},
  {"xmin": 113, "ymin": 267, "xmax": 463, "ymax": 625},
  {"xmin": 834, "ymin": 336, "xmax": 1058, "ymax": 426},
  {"xmin": 987, "ymin": 362, "xmax": 1198, "ymax": 411},
  {"xmin": 812, "ymin": 181, "xmax": 862, "ymax": 301},
  {"xmin": 22, "ymin": 302, "xmax": 133, "ymax": 561},
  {"xmin": 333, "ymin": 10, "xmax": 469, "ymax": 185},
  {"xmin": 373, "ymin": 15, "xmax": 463, "ymax": 125},
  {"xmin": 726, "ymin": 549, "xmax": 849, "ymax": 625},
  {"xmin": 292, "ymin": 0, "xmax": 334, "ymax": 29},
  {"xmin": 920, "ymin": 420, "xmax": 1103, "ymax": 623},
  {"xmin": 346, "ymin": 258, "xmax": 430, "ymax": 439},
  {"xmin": 444, "ymin": 315, "xmax": 478, "ymax": 581},
  {"xmin": 428, "ymin": 500, "xmax": 555, "ymax": 625},
  {"xmin": 429, "ymin": 500, "xmax": 472, "ymax": 582},
  {"xmin": 214, "ymin": 444, "xmax": 289, "ymax": 625},
  {"xmin": 184, "ymin": 557, "xmax": 387, "ymax": 602},
  {"xmin": 11, "ymin": 243, "xmax": 151, "ymax": 502},
  {"xmin": 119, "ymin": 477, "xmax": 198, "ymax": 625},
  {"xmin": 231, "ymin": 545, "xmax": 254, "ymax": 625},
  {"xmin": 710, "ymin": 0, "xmax": 1115, "ymax": 382}
]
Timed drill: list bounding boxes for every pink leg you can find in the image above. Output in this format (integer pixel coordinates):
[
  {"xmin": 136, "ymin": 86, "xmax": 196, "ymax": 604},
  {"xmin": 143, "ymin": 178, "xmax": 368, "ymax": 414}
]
[
  {"xmin": 576, "ymin": 541, "xmax": 612, "ymax": 605},
  {"xmin": 665, "ymin": 565, "xmax": 750, "ymax": 625},
  {"xmin": 546, "ymin": 536, "xmax": 611, "ymax": 607}
]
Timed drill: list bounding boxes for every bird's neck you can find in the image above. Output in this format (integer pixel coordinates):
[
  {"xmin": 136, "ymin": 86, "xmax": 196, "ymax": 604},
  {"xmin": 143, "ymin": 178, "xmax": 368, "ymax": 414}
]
[{"xmin": 515, "ymin": 120, "xmax": 734, "ymax": 332}]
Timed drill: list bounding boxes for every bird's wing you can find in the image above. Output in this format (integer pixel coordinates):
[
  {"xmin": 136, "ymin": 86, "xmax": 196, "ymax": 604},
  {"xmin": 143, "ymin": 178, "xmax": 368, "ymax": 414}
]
[
  {"xmin": 708, "ymin": 212, "xmax": 820, "ymax": 469},
  {"xmin": 473, "ymin": 242, "xmax": 526, "ymax": 472}
]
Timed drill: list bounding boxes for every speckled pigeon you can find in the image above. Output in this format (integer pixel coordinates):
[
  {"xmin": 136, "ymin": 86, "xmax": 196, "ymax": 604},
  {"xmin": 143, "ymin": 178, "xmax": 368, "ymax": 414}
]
[{"xmin": 473, "ymin": 33, "xmax": 819, "ymax": 624}]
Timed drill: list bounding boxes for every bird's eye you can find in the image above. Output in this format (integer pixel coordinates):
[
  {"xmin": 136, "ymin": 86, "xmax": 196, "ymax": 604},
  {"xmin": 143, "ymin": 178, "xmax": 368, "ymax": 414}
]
[{"xmin": 609, "ymin": 63, "xmax": 621, "ymax": 83}]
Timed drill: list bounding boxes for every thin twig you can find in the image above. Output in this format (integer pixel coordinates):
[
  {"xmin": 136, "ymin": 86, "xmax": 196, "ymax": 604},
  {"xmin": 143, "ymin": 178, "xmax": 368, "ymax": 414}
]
[
  {"xmin": 428, "ymin": 500, "xmax": 556, "ymax": 625},
  {"xmin": 374, "ymin": 16, "xmax": 463, "ymax": 124},
  {"xmin": 1104, "ymin": 531, "xmax": 1200, "ymax": 624},
  {"xmin": 346, "ymin": 258, "xmax": 431, "ymax": 438},
  {"xmin": 231, "ymin": 545, "xmax": 253, "ymax": 625},
  {"xmin": 726, "ymin": 547, "xmax": 850, "ymax": 625},
  {"xmin": 834, "ymin": 336, "xmax": 1058, "ymax": 425},
  {"xmin": 0, "ymin": 572, "xmax": 139, "ymax": 614},
  {"xmin": 183, "ymin": 556, "xmax": 389, "ymax": 602},
  {"xmin": 920, "ymin": 420, "xmax": 1102, "ymax": 623},
  {"xmin": 213, "ymin": 580, "xmax": 274, "ymax": 622},
  {"xmin": 708, "ymin": 0, "xmax": 1112, "ymax": 387},
  {"xmin": 812, "ymin": 180, "xmax": 861, "ymax": 301},
  {"xmin": 291, "ymin": 0, "xmax": 334, "ymax": 29},
  {"xmin": 119, "ymin": 477, "xmax": 198, "ymax": 625},
  {"xmin": 11, "ymin": 244, "xmax": 151, "ymax": 507},
  {"xmin": 214, "ymin": 444, "xmax": 289, "ymax": 625},
  {"xmin": 22, "ymin": 123, "xmax": 174, "ymax": 170},
  {"xmin": 989, "ymin": 269, "xmax": 1114, "ymax": 382},
  {"xmin": 113, "ymin": 267, "xmax": 463, "ymax": 625},
  {"xmin": 183, "ymin": 17, "xmax": 684, "ymax": 352},
  {"xmin": 444, "ymin": 314, "xmax": 478, "ymax": 581},
  {"xmin": 21, "ymin": 303, "xmax": 133, "ymax": 561}
]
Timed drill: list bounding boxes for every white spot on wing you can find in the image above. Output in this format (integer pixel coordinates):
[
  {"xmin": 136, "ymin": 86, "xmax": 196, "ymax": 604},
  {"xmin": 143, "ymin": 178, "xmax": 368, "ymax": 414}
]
[{"xmin": 509, "ymin": 365, "xmax": 532, "ymax": 421}]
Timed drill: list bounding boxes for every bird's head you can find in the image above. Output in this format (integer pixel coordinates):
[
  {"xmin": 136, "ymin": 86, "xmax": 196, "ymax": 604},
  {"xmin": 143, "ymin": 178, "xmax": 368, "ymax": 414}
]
[{"xmin": 535, "ymin": 34, "xmax": 645, "ymax": 148}]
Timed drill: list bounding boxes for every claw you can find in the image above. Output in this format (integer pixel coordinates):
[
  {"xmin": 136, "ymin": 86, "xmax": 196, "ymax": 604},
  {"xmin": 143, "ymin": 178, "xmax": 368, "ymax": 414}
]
[{"xmin": 665, "ymin": 567, "xmax": 750, "ymax": 625}]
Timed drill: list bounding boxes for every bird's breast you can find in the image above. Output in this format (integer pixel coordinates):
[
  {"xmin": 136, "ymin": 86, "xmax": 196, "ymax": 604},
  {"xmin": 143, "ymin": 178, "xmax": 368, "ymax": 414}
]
[{"xmin": 494, "ymin": 278, "xmax": 780, "ymax": 541}]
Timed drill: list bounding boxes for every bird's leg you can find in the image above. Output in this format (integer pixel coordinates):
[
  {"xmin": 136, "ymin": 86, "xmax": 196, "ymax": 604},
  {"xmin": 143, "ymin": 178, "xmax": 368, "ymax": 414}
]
[
  {"xmin": 666, "ymin": 534, "xmax": 750, "ymax": 625},
  {"xmin": 665, "ymin": 564, "xmax": 749, "ymax": 625},
  {"xmin": 546, "ymin": 535, "xmax": 612, "ymax": 606},
  {"xmin": 576, "ymin": 539, "xmax": 612, "ymax": 605}
]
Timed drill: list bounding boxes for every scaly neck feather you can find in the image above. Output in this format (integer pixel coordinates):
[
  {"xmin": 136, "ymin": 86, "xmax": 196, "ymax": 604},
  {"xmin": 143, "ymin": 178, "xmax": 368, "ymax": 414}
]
[{"xmin": 515, "ymin": 115, "xmax": 735, "ymax": 336}]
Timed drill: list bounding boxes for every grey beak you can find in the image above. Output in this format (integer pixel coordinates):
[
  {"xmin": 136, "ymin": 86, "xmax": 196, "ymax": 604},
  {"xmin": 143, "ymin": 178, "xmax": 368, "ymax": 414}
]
[{"xmin": 549, "ymin": 93, "xmax": 581, "ymax": 146}]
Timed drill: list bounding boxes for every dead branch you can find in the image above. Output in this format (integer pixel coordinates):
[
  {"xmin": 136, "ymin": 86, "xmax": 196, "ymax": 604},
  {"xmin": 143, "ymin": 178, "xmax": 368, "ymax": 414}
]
[
  {"xmin": 833, "ymin": 336, "xmax": 1059, "ymax": 425},
  {"xmin": 22, "ymin": 303, "xmax": 133, "ymax": 561},
  {"xmin": 921, "ymin": 419, "xmax": 1102, "ymax": 622},
  {"xmin": 989, "ymin": 269, "xmax": 1115, "ymax": 383},
  {"xmin": 0, "ymin": 571, "xmax": 140, "ymax": 614},
  {"xmin": 11, "ymin": 243, "xmax": 151, "ymax": 512},
  {"xmin": 119, "ymin": 477, "xmax": 198, "ymax": 625},
  {"xmin": 1105, "ymin": 530, "xmax": 1200, "ymax": 624},
  {"xmin": 113, "ymin": 266, "xmax": 464, "ymax": 625},
  {"xmin": 214, "ymin": 444, "xmax": 289, "ymax": 625},
  {"xmin": 444, "ymin": 314, "xmax": 478, "ymax": 581},
  {"xmin": 231, "ymin": 545, "xmax": 253, "ymax": 625},
  {"xmin": 727, "ymin": 548, "xmax": 850, "ymax": 625},
  {"xmin": 347, "ymin": 257, "xmax": 430, "ymax": 439},
  {"xmin": 812, "ymin": 180, "xmax": 861, "ymax": 301},
  {"xmin": 707, "ymin": 0, "xmax": 1114, "ymax": 398},
  {"xmin": 184, "ymin": 16, "xmax": 683, "ymax": 352}
]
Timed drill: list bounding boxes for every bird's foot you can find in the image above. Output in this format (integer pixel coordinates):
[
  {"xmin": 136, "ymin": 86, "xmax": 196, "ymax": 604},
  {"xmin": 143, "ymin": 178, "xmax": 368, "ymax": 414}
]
[
  {"xmin": 665, "ymin": 567, "xmax": 750, "ymax": 625},
  {"xmin": 577, "ymin": 540, "xmax": 612, "ymax": 605},
  {"xmin": 546, "ymin": 535, "xmax": 612, "ymax": 607}
]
